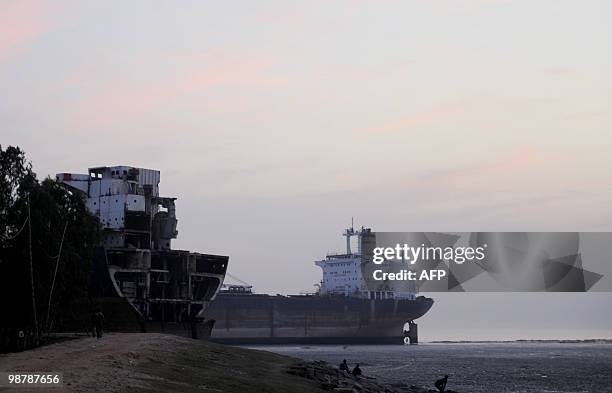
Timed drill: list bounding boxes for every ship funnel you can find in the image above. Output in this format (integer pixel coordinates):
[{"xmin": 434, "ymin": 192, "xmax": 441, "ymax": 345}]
[{"xmin": 346, "ymin": 234, "xmax": 352, "ymax": 254}]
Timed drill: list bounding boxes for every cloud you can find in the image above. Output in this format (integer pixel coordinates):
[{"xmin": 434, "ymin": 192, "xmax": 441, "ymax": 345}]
[
  {"xmin": 0, "ymin": 0, "xmax": 68, "ymax": 62},
  {"xmin": 422, "ymin": 0, "xmax": 512, "ymax": 10},
  {"xmin": 417, "ymin": 145, "xmax": 559, "ymax": 186},
  {"xmin": 364, "ymin": 104, "xmax": 459, "ymax": 134},
  {"xmin": 61, "ymin": 50, "xmax": 284, "ymax": 128}
]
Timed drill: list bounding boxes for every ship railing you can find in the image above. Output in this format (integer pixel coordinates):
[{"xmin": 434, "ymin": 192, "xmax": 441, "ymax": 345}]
[{"xmin": 325, "ymin": 252, "xmax": 359, "ymax": 258}]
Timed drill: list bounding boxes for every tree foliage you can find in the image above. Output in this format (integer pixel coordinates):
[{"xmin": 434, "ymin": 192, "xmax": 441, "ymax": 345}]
[{"xmin": 0, "ymin": 146, "xmax": 99, "ymax": 351}]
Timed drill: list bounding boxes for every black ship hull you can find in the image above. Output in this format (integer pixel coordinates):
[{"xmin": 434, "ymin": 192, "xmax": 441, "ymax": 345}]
[
  {"xmin": 204, "ymin": 294, "xmax": 433, "ymax": 345},
  {"xmin": 56, "ymin": 247, "xmax": 228, "ymax": 338}
]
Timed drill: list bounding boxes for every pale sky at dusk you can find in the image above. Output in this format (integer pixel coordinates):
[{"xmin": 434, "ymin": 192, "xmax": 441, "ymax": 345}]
[{"xmin": 2, "ymin": 1, "xmax": 611, "ymax": 339}]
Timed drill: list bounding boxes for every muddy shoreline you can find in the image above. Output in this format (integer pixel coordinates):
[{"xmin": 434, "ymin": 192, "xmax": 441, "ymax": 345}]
[{"xmin": 0, "ymin": 333, "xmax": 443, "ymax": 393}]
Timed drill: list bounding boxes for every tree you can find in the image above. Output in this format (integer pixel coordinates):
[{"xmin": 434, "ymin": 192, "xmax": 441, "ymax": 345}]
[
  {"xmin": 0, "ymin": 146, "xmax": 99, "ymax": 351},
  {"xmin": 0, "ymin": 146, "xmax": 37, "ymax": 248}
]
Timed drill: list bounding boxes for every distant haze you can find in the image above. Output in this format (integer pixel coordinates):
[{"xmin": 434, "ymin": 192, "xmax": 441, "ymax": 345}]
[{"xmin": 2, "ymin": 0, "xmax": 611, "ymax": 340}]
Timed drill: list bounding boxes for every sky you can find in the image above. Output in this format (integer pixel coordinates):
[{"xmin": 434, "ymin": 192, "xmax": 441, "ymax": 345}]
[{"xmin": 1, "ymin": 0, "xmax": 611, "ymax": 340}]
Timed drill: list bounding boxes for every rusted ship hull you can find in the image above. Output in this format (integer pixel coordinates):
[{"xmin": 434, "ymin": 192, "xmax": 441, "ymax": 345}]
[{"xmin": 56, "ymin": 247, "xmax": 228, "ymax": 338}]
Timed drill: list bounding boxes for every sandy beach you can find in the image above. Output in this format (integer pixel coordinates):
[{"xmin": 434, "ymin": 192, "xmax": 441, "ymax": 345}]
[
  {"xmin": 0, "ymin": 333, "xmax": 436, "ymax": 393},
  {"xmin": 0, "ymin": 333, "xmax": 322, "ymax": 392}
]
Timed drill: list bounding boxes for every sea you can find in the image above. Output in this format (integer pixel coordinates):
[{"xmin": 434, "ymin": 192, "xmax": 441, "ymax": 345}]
[{"xmin": 249, "ymin": 343, "xmax": 612, "ymax": 393}]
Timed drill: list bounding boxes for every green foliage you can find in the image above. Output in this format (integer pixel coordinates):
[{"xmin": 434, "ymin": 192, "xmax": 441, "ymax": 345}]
[
  {"xmin": 0, "ymin": 146, "xmax": 99, "ymax": 348},
  {"xmin": 0, "ymin": 145, "xmax": 37, "ymax": 248}
]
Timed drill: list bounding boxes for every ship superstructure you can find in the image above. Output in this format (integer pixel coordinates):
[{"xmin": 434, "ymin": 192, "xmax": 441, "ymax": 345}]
[
  {"xmin": 315, "ymin": 226, "xmax": 416, "ymax": 300},
  {"xmin": 56, "ymin": 166, "xmax": 228, "ymax": 337}
]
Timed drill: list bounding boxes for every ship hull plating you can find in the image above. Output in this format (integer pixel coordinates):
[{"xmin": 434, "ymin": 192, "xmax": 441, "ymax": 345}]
[
  {"xmin": 205, "ymin": 294, "xmax": 433, "ymax": 344},
  {"xmin": 56, "ymin": 247, "xmax": 228, "ymax": 338}
]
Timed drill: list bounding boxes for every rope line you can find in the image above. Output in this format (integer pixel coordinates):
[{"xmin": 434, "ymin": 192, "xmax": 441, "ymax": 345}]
[{"xmin": 1, "ymin": 216, "xmax": 29, "ymax": 241}]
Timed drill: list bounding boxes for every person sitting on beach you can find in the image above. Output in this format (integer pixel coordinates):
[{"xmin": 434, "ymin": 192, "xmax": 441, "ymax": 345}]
[
  {"xmin": 351, "ymin": 364, "xmax": 362, "ymax": 377},
  {"xmin": 435, "ymin": 375, "xmax": 448, "ymax": 393},
  {"xmin": 339, "ymin": 359, "xmax": 349, "ymax": 372}
]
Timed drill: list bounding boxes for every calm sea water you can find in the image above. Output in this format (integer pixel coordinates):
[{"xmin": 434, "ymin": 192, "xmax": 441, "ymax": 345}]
[{"xmin": 250, "ymin": 343, "xmax": 612, "ymax": 393}]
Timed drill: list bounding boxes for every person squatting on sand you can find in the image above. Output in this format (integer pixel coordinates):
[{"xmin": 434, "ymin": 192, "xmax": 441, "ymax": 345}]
[
  {"xmin": 338, "ymin": 359, "xmax": 362, "ymax": 377},
  {"xmin": 435, "ymin": 375, "xmax": 449, "ymax": 392}
]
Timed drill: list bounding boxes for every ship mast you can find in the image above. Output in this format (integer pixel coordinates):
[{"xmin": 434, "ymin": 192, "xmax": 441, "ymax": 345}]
[{"xmin": 343, "ymin": 217, "xmax": 356, "ymax": 255}]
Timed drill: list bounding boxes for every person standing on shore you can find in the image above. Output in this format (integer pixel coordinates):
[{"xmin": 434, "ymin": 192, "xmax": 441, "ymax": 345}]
[{"xmin": 91, "ymin": 309, "xmax": 104, "ymax": 339}]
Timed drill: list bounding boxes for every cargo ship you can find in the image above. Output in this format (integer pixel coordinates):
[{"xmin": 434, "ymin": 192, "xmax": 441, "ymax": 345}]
[
  {"xmin": 205, "ymin": 226, "xmax": 433, "ymax": 344},
  {"xmin": 55, "ymin": 166, "xmax": 228, "ymax": 338}
]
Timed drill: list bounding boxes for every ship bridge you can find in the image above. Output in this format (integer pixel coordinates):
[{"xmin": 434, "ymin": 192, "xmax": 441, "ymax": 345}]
[
  {"xmin": 56, "ymin": 166, "xmax": 177, "ymax": 250},
  {"xmin": 315, "ymin": 226, "xmax": 416, "ymax": 300}
]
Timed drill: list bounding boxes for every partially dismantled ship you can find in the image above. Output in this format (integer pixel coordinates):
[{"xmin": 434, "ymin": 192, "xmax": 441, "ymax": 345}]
[
  {"xmin": 56, "ymin": 166, "xmax": 228, "ymax": 338},
  {"xmin": 204, "ymin": 226, "xmax": 433, "ymax": 344}
]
